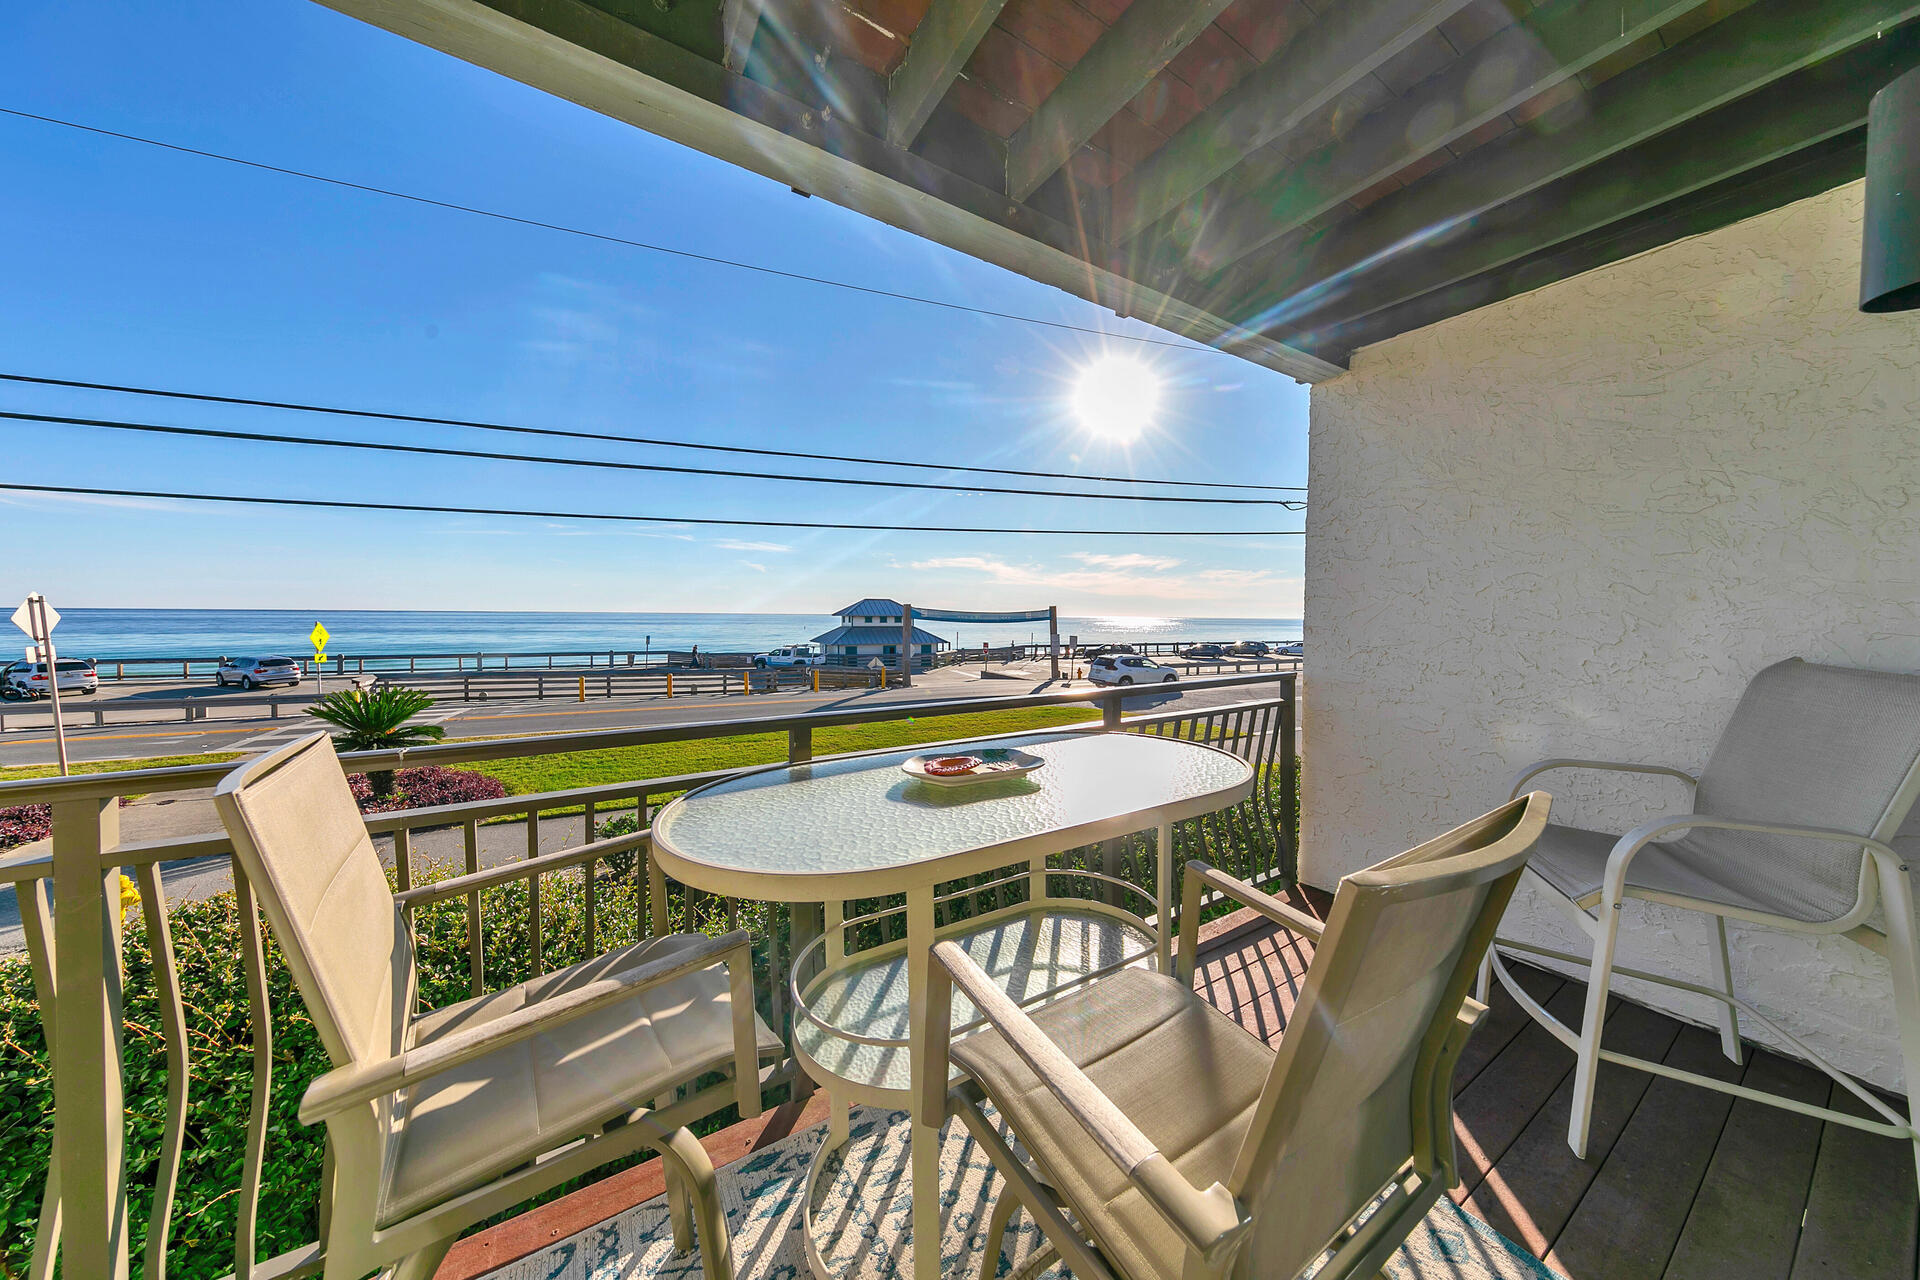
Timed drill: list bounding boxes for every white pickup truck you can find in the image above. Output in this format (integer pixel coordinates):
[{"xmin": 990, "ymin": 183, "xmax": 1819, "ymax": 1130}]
[{"xmin": 753, "ymin": 644, "xmax": 824, "ymax": 669}]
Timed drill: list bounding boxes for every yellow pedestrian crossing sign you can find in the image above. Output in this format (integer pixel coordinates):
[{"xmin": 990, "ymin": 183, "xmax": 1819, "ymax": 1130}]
[{"xmin": 310, "ymin": 622, "xmax": 330, "ymax": 662}]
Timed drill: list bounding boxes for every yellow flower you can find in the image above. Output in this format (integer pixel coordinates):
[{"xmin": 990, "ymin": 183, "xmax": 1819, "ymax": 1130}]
[{"xmin": 118, "ymin": 874, "xmax": 140, "ymax": 920}]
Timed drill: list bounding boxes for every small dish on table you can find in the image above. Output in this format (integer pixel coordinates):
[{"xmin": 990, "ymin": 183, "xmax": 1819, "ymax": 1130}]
[{"xmin": 900, "ymin": 746, "xmax": 1045, "ymax": 788}]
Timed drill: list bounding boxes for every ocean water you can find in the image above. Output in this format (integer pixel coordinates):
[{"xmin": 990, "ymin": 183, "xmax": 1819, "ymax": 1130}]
[{"xmin": 42, "ymin": 609, "xmax": 1302, "ymax": 659}]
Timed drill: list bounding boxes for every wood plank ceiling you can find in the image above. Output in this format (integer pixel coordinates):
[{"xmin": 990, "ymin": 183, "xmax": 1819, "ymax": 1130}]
[{"xmin": 324, "ymin": 0, "xmax": 1920, "ymax": 380}]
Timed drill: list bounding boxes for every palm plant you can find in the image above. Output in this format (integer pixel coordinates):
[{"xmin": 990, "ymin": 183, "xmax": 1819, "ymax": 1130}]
[{"xmin": 306, "ymin": 685, "xmax": 445, "ymax": 798}]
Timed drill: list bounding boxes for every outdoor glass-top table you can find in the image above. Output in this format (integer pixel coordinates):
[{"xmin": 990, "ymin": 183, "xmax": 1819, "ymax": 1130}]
[{"xmin": 650, "ymin": 729, "xmax": 1254, "ymax": 1280}]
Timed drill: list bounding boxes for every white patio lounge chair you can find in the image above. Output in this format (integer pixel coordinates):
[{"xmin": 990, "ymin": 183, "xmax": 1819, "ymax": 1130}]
[
  {"xmin": 1488, "ymin": 657, "xmax": 1920, "ymax": 1177},
  {"xmin": 927, "ymin": 794, "xmax": 1549, "ymax": 1280},
  {"xmin": 214, "ymin": 733, "xmax": 782, "ymax": 1280}
]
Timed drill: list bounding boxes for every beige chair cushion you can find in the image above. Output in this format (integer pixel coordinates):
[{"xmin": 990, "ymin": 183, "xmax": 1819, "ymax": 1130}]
[
  {"xmin": 381, "ymin": 934, "xmax": 784, "ymax": 1224},
  {"xmin": 221, "ymin": 735, "xmax": 410, "ymax": 1065},
  {"xmin": 1528, "ymin": 820, "xmax": 1857, "ymax": 923},
  {"xmin": 950, "ymin": 967, "xmax": 1274, "ymax": 1280}
]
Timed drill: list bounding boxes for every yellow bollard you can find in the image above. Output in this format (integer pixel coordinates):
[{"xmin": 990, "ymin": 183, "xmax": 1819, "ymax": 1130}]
[
  {"xmin": 812, "ymin": 667, "xmax": 819, "ymax": 693},
  {"xmin": 742, "ymin": 670, "xmax": 750, "ymax": 696},
  {"xmin": 667, "ymin": 672, "xmax": 674, "ymax": 698},
  {"xmin": 578, "ymin": 676, "xmax": 586, "ymax": 702}
]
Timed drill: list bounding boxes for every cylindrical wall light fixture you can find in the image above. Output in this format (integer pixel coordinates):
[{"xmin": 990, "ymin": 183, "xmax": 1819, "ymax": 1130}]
[{"xmin": 1862, "ymin": 65, "xmax": 1920, "ymax": 312}]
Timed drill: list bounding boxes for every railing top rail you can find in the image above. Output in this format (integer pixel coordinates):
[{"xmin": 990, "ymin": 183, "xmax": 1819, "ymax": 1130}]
[
  {"xmin": 0, "ymin": 671, "xmax": 1291, "ymax": 806},
  {"xmin": 0, "ymin": 690, "xmax": 1295, "ymax": 883}
]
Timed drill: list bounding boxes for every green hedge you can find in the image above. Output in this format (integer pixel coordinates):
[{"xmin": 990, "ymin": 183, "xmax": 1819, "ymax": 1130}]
[{"xmin": 0, "ymin": 858, "xmax": 767, "ymax": 1280}]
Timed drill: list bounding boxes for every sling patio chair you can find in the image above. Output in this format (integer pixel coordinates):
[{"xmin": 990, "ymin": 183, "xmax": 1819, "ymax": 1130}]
[
  {"xmin": 1486, "ymin": 657, "xmax": 1920, "ymax": 1177},
  {"xmin": 214, "ymin": 733, "xmax": 783, "ymax": 1280},
  {"xmin": 926, "ymin": 793, "xmax": 1549, "ymax": 1280}
]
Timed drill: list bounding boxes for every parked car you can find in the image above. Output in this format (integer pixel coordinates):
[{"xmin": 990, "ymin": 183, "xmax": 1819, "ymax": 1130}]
[
  {"xmin": 1080, "ymin": 644, "xmax": 1137, "ymax": 659},
  {"xmin": 2, "ymin": 658, "xmax": 98, "ymax": 698},
  {"xmin": 754, "ymin": 644, "xmax": 824, "ymax": 669},
  {"xmin": 1275, "ymin": 641, "xmax": 1303, "ymax": 657},
  {"xmin": 1179, "ymin": 643, "xmax": 1224, "ymax": 659},
  {"xmin": 1229, "ymin": 640, "xmax": 1271, "ymax": 657},
  {"xmin": 216, "ymin": 656, "xmax": 304, "ymax": 690},
  {"xmin": 1087, "ymin": 655, "xmax": 1179, "ymax": 686}
]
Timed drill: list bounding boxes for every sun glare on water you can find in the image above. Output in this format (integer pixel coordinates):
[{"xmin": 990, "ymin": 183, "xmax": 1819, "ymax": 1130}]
[{"xmin": 1070, "ymin": 354, "xmax": 1162, "ymax": 444}]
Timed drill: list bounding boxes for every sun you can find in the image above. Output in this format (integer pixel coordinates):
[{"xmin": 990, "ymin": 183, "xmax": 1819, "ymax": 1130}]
[{"xmin": 1070, "ymin": 354, "xmax": 1163, "ymax": 443}]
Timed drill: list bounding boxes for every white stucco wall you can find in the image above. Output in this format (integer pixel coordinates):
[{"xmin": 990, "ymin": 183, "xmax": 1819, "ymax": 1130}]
[{"xmin": 1301, "ymin": 179, "xmax": 1920, "ymax": 1087}]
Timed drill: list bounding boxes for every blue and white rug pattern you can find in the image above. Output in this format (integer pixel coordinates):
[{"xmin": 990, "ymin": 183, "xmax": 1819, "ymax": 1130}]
[{"xmin": 486, "ymin": 1106, "xmax": 1564, "ymax": 1280}]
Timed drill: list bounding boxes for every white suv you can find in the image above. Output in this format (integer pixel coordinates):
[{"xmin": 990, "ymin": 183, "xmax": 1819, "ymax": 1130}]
[
  {"xmin": 2, "ymin": 658, "xmax": 98, "ymax": 698},
  {"xmin": 1087, "ymin": 655, "xmax": 1178, "ymax": 686},
  {"xmin": 216, "ymin": 656, "xmax": 304, "ymax": 690},
  {"xmin": 754, "ymin": 645, "xmax": 824, "ymax": 669}
]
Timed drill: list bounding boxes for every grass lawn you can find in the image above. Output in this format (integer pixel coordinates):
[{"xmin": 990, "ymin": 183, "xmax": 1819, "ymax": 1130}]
[
  {"xmin": 0, "ymin": 707, "xmax": 1099, "ymax": 799},
  {"xmin": 466, "ymin": 704, "xmax": 1101, "ymax": 797}
]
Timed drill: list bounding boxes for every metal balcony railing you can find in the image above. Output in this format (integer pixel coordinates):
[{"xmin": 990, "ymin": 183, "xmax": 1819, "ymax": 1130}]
[{"xmin": 0, "ymin": 671, "xmax": 1295, "ymax": 1280}]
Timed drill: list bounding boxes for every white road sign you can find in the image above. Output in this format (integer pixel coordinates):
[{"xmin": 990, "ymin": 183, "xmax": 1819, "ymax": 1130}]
[{"xmin": 12, "ymin": 596, "xmax": 59, "ymax": 638}]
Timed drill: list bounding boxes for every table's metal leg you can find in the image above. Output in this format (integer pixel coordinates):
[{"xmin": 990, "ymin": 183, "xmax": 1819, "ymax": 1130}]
[
  {"xmin": 1156, "ymin": 820, "xmax": 1174, "ymax": 973},
  {"xmin": 790, "ymin": 902, "xmax": 825, "ymax": 1102},
  {"xmin": 829, "ymin": 1089, "xmax": 850, "ymax": 1148},
  {"xmin": 905, "ymin": 884, "xmax": 943, "ymax": 1280}
]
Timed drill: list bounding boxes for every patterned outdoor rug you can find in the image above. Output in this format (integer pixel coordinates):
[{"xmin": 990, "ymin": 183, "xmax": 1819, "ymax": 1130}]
[{"xmin": 487, "ymin": 1106, "xmax": 1565, "ymax": 1280}]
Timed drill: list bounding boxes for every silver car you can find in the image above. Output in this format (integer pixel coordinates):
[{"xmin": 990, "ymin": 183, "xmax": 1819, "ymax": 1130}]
[{"xmin": 216, "ymin": 656, "xmax": 304, "ymax": 690}]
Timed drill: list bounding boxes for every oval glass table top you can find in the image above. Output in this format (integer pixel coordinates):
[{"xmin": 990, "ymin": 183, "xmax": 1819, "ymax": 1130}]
[{"xmin": 651, "ymin": 731, "xmax": 1254, "ymax": 896}]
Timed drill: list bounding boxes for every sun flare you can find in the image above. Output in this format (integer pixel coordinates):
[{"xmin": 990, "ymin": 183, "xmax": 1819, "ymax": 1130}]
[{"xmin": 1070, "ymin": 355, "xmax": 1162, "ymax": 443}]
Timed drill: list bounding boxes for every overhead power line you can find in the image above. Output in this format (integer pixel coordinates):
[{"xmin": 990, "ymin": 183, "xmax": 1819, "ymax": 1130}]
[
  {"xmin": 0, "ymin": 106, "xmax": 1238, "ymax": 357},
  {"xmin": 9, "ymin": 410, "xmax": 1306, "ymax": 508},
  {"xmin": 0, "ymin": 483, "xmax": 1304, "ymax": 536},
  {"xmin": 0, "ymin": 373, "xmax": 1307, "ymax": 493}
]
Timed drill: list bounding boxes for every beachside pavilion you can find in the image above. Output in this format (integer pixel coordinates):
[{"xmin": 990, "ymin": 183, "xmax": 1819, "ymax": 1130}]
[
  {"xmin": 814, "ymin": 599, "xmax": 952, "ymax": 669},
  {"xmin": 12, "ymin": 3, "xmax": 1920, "ymax": 1280}
]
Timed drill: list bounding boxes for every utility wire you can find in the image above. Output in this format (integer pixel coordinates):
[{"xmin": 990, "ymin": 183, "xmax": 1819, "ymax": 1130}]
[
  {"xmin": 0, "ymin": 372, "xmax": 1305, "ymax": 492},
  {"xmin": 0, "ymin": 106, "xmax": 1236, "ymax": 356},
  {"xmin": 0, "ymin": 483, "xmax": 1304, "ymax": 536},
  {"xmin": 8, "ymin": 410, "xmax": 1305, "ymax": 508}
]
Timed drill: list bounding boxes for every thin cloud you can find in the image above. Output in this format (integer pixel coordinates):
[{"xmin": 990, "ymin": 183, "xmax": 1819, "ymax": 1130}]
[
  {"xmin": 909, "ymin": 554, "xmax": 1278, "ymax": 602},
  {"xmin": 1070, "ymin": 552, "xmax": 1182, "ymax": 571},
  {"xmin": 714, "ymin": 539, "xmax": 792, "ymax": 552}
]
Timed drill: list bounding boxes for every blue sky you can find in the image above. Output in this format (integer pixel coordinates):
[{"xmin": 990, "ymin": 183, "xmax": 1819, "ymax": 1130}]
[{"xmin": 0, "ymin": 0, "xmax": 1307, "ymax": 618}]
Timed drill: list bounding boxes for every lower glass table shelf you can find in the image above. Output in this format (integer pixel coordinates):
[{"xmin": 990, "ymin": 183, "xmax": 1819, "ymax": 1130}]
[{"xmin": 793, "ymin": 904, "xmax": 1155, "ymax": 1100}]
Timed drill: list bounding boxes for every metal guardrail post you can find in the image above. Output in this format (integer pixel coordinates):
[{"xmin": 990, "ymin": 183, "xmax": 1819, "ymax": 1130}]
[
  {"xmin": 1278, "ymin": 674, "xmax": 1298, "ymax": 875},
  {"xmin": 49, "ymin": 796, "xmax": 130, "ymax": 1280}
]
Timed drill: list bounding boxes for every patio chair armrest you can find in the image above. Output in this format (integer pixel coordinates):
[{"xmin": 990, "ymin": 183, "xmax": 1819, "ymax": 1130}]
[
  {"xmin": 1600, "ymin": 815, "xmax": 1898, "ymax": 903},
  {"xmin": 927, "ymin": 940, "xmax": 1251, "ymax": 1268},
  {"xmin": 300, "ymin": 929, "xmax": 754, "ymax": 1123},
  {"xmin": 1176, "ymin": 861, "xmax": 1324, "ymax": 982},
  {"xmin": 1508, "ymin": 758, "xmax": 1697, "ymax": 801}
]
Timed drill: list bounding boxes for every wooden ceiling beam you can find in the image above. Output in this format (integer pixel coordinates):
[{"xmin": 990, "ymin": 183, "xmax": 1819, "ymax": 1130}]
[
  {"xmin": 720, "ymin": 0, "xmax": 767, "ymax": 71},
  {"xmin": 1191, "ymin": 0, "xmax": 1712, "ymax": 275},
  {"xmin": 1106, "ymin": 0, "xmax": 1476, "ymax": 244},
  {"xmin": 1267, "ymin": 26, "xmax": 1915, "ymax": 341},
  {"xmin": 1306, "ymin": 133, "xmax": 1868, "ymax": 363},
  {"xmin": 1213, "ymin": 0, "xmax": 1920, "ymax": 328},
  {"xmin": 886, "ymin": 0, "xmax": 1010, "ymax": 148},
  {"xmin": 1003, "ymin": 0, "xmax": 1235, "ymax": 203}
]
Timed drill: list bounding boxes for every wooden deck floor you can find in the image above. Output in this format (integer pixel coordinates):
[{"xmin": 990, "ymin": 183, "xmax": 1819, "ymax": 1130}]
[
  {"xmin": 1193, "ymin": 909, "xmax": 1920, "ymax": 1280},
  {"xmin": 448, "ymin": 900, "xmax": 1920, "ymax": 1280}
]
